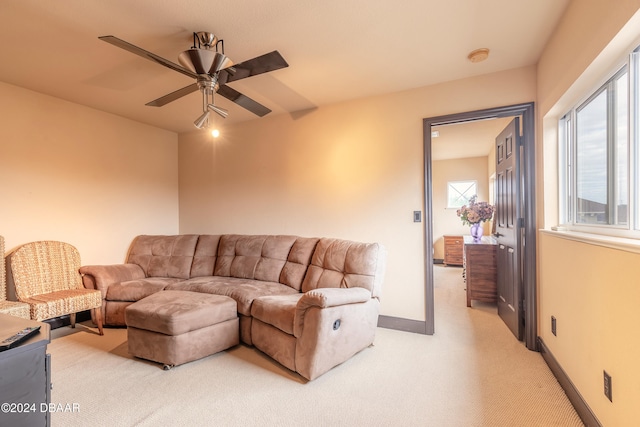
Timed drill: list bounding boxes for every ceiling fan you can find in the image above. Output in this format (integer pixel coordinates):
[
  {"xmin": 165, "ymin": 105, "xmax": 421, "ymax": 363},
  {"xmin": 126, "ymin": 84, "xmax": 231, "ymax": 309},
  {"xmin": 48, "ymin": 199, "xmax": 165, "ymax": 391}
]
[{"xmin": 99, "ymin": 31, "xmax": 289, "ymax": 129}]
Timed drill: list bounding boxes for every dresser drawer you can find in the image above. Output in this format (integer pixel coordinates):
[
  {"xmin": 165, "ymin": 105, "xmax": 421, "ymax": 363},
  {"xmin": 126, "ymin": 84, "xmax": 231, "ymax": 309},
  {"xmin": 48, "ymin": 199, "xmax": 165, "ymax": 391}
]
[{"xmin": 443, "ymin": 235, "xmax": 463, "ymax": 266}]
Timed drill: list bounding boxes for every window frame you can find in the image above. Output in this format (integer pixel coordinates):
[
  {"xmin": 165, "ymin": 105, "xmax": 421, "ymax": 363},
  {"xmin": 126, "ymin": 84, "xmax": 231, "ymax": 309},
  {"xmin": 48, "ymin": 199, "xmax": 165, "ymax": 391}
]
[
  {"xmin": 559, "ymin": 52, "xmax": 639, "ymax": 239},
  {"xmin": 632, "ymin": 47, "xmax": 640, "ymax": 232}
]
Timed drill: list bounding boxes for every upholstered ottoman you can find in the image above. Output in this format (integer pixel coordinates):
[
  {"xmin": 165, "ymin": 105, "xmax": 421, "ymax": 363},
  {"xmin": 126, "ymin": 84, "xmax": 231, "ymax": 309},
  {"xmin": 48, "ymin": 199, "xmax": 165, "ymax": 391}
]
[{"xmin": 124, "ymin": 290, "xmax": 239, "ymax": 369}]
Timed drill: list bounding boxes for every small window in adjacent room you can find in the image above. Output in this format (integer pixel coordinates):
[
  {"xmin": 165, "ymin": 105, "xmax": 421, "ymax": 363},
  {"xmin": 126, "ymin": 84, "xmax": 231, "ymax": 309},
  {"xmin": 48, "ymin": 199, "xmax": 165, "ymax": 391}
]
[{"xmin": 447, "ymin": 180, "xmax": 477, "ymax": 208}]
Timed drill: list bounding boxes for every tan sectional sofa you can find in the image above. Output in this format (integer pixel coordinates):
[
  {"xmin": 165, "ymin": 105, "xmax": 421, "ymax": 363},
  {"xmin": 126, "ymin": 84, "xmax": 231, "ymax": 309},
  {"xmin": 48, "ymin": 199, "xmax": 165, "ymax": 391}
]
[{"xmin": 80, "ymin": 234, "xmax": 386, "ymax": 380}]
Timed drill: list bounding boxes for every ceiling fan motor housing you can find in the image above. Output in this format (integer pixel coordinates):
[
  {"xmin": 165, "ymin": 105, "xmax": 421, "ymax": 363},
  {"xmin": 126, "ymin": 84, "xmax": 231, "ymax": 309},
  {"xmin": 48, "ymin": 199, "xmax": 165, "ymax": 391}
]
[
  {"xmin": 197, "ymin": 77, "xmax": 220, "ymax": 95},
  {"xmin": 178, "ymin": 49, "xmax": 233, "ymax": 76}
]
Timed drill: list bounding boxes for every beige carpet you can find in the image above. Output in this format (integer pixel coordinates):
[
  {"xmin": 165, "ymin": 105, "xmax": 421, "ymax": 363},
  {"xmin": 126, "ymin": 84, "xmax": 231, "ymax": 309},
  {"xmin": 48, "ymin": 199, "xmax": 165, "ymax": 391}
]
[{"xmin": 48, "ymin": 265, "xmax": 584, "ymax": 426}]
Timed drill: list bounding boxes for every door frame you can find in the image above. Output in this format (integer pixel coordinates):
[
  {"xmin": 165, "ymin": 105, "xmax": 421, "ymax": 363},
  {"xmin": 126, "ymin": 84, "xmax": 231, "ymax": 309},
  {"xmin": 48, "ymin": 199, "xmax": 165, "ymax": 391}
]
[{"xmin": 422, "ymin": 102, "xmax": 537, "ymax": 351}]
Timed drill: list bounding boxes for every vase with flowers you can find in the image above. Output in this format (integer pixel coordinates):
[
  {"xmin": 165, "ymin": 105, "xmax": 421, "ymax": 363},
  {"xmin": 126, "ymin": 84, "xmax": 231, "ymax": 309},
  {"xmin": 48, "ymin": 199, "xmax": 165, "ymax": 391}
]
[{"xmin": 456, "ymin": 196, "xmax": 494, "ymax": 242}]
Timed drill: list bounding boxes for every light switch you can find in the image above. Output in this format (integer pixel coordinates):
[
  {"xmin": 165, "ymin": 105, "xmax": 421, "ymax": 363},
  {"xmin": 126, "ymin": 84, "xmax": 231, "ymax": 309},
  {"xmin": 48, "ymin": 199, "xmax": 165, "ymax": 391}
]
[{"xmin": 413, "ymin": 211, "xmax": 422, "ymax": 222}]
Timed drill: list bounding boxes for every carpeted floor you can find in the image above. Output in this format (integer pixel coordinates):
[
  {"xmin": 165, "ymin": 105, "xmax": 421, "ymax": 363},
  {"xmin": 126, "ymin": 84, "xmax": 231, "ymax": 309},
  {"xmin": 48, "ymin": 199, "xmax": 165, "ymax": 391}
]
[{"xmin": 47, "ymin": 265, "xmax": 584, "ymax": 426}]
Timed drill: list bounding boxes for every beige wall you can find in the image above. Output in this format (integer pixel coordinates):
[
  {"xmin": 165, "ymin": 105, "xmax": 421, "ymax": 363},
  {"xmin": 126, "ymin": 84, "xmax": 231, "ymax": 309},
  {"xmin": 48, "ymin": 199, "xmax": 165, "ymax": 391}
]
[
  {"xmin": 0, "ymin": 82, "xmax": 179, "ymax": 264},
  {"xmin": 179, "ymin": 65, "xmax": 536, "ymax": 321},
  {"xmin": 537, "ymin": 1, "xmax": 640, "ymax": 424},
  {"xmin": 538, "ymin": 234, "xmax": 640, "ymax": 425},
  {"xmin": 432, "ymin": 156, "xmax": 490, "ymax": 260}
]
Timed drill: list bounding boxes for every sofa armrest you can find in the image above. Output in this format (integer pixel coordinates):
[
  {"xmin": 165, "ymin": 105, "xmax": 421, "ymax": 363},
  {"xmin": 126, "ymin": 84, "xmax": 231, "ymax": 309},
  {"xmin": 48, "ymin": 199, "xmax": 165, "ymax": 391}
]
[
  {"xmin": 298, "ymin": 287, "xmax": 371, "ymax": 309},
  {"xmin": 294, "ymin": 287, "xmax": 371, "ymax": 337},
  {"xmin": 293, "ymin": 287, "xmax": 379, "ymax": 380},
  {"xmin": 79, "ymin": 264, "xmax": 146, "ymax": 299}
]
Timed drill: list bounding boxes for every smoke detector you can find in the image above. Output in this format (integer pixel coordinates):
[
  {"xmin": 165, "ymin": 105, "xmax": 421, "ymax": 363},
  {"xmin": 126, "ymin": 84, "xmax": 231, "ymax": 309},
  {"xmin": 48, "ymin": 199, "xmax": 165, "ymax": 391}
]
[{"xmin": 467, "ymin": 48, "xmax": 490, "ymax": 63}]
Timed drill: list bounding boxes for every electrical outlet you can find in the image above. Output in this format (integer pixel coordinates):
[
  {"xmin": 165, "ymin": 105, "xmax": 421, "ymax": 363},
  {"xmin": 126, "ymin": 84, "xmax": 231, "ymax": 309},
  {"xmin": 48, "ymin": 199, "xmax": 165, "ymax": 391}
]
[
  {"xmin": 603, "ymin": 371, "xmax": 612, "ymax": 402},
  {"xmin": 551, "ymin": 316, "xmax": 556, "ymax": 336}
]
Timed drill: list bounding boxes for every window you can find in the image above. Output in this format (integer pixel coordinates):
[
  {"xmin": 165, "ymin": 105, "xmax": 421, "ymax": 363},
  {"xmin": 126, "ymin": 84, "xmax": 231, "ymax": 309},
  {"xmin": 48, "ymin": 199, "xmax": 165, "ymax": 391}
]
[
  {"xmin": 447, "ymin": 180, "xmax": 477, "ymax": 208},
  {"xmin": 559, "ymin": 46, "xmax": 640, "ymax": 238}
]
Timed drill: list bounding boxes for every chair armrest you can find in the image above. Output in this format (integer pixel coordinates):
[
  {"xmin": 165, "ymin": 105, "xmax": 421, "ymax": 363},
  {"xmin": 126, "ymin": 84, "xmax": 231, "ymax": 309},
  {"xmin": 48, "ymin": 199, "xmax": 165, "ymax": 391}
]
[
  {"xmin": 79, "ymin": 264, "xmax": 145, "ymax": 299},
  {"xmin": 294, "ymin": 287, "xmax": 372, "ymax": 337}
]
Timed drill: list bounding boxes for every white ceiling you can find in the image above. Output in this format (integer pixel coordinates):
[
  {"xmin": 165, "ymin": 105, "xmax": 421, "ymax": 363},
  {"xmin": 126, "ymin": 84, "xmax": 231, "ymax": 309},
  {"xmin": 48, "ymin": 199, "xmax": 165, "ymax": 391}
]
[
  {"xmin": 432, "ymin": 117, "xmax": 513, "ymax": 161},
  {"xmin": 0, "ymin": 1, "xmax": 569, "ymax": 134}
]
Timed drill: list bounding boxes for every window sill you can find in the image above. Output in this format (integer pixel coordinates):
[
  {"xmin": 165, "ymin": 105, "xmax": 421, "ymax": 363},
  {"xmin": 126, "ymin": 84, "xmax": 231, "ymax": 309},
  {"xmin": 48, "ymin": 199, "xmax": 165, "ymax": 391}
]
[{"xmin": 539, "ymin": 228, "xmax": 640, "ymax": 255}]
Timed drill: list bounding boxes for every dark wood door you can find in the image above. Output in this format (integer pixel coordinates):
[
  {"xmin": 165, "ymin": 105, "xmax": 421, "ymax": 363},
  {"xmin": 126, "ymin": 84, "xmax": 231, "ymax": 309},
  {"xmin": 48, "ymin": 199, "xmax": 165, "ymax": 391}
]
[{"xmin": 495, "ymin": 117, "xmax": 523, "ymax": 340}]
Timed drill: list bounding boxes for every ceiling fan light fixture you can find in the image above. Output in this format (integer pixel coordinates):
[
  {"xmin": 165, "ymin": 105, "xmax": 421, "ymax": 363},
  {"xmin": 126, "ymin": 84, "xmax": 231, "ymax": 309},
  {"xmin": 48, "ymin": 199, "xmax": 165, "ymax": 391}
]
[
  {"xmin": 208, "ymin": 103, "xmax": 229, "ymax": 119},
  {"xmin": 194, "ymin": 111, "xmax": 210, "ymax": 129}
]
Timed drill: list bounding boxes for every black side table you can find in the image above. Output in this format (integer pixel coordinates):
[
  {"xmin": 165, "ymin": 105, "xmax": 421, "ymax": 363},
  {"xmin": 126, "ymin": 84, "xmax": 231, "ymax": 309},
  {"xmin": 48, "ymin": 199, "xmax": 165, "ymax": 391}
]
[{"xmin": 0, "ymin": 313, "xmax": 51, "ymax": 427}]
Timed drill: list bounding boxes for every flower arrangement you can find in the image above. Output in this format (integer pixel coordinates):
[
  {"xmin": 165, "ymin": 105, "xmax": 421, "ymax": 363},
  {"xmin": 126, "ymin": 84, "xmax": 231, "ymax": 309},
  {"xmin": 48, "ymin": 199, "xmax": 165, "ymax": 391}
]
[{"xmin": 456, "ymin": 196, "xmax": 494, "ymax": 226}]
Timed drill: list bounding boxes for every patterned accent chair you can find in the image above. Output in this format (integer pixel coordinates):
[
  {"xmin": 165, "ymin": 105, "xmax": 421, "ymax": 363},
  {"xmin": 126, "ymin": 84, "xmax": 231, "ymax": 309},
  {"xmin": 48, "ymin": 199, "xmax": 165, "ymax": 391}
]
[
  {"xmin": 9, "ymin": 241, "xmax": 103, "ymax": 334},
  {"xmin": 0, "ymin": 235, "xmax": 30, "ymax": 319}
]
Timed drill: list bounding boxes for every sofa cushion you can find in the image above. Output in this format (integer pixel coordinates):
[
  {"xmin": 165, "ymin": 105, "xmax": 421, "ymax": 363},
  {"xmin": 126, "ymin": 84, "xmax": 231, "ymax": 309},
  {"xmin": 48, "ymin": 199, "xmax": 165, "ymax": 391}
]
[
  {"xmin": 105, "ymin": 278, "xmax": 181, "ymax": 302},
  {"xmin": 279, "ymin": 237, "xmax": 319, "ymax": 291},
  {"xmin": 127, "ymin": 235, "xmax": 199, "ymax": 279},
  {"xmin": 214, "ymin": 235, "xmax": 294, "ymax": 283},
  {"xmin": 301, "ymin": 238, "xmax": 385, "ymax": 297},
  {"xmin": 251, "ymin": 294, "xmax": 302, "ymax": 335},
  {"xmin": 190, "ymin": 234, "xmax": 221, "ymax": 278},
  {"xmin": 165, "ymin": 276, "xmax": 299, "ymax": 316}
]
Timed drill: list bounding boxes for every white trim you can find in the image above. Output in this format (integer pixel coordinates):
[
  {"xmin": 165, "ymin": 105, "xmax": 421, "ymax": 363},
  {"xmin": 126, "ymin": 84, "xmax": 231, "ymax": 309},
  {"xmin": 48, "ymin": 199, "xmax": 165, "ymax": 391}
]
[{"xmin": 540, "ymin": 228, "xmax": 640, "ymax": 254}]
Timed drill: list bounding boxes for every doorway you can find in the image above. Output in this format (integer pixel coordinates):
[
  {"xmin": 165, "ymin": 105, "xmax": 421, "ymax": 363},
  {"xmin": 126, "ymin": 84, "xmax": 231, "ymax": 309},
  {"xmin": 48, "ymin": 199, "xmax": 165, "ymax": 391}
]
[{"xmin": 423, "ymin": 103, "xmax": 537, "ymax": 351}]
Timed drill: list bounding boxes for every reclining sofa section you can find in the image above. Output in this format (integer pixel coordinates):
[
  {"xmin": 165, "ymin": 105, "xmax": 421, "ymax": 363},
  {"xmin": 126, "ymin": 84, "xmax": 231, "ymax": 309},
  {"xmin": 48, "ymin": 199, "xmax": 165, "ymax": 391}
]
[{"xmin": 80, "ymin": 234, "xmax": 387, "ymax": 380}]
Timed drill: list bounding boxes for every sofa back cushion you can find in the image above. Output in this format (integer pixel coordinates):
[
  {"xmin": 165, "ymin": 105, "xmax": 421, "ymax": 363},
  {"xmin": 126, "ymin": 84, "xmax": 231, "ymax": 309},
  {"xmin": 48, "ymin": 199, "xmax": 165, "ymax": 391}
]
[
  {"xmin": 189, "ymin": 235, "xmax": 222, "ymax": 278},
  {"xmin": 301, "ymin": 238, "xmax": 386, "ymax": 298},
  {"xmin": 127, "ymin": 235, "xmax": 199, "ymax": 279},
  {"xmin": 279, "ymin": 237, "xmax": 319, "ymax": 290},
  {"xmin": 214, "ymin": 235, "xmax": 318, "ymax": 290}
]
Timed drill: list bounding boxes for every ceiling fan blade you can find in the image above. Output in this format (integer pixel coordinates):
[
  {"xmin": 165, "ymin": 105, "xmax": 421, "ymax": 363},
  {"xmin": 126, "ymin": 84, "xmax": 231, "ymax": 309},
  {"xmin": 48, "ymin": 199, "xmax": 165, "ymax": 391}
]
[
  {"xmin": 217, "ymin": 85, "xmax": 272, "ymax": 117},
  {"xmin": 218, "ymin": 50, "xmax": 288, "ymax": 85},
  {"xmin": 99, "ymin": 35, "xmax": 198, "ymax": 79},
  {"xmin": 145, "ymin": 83, "xmax": 199, "ymax": 107}
]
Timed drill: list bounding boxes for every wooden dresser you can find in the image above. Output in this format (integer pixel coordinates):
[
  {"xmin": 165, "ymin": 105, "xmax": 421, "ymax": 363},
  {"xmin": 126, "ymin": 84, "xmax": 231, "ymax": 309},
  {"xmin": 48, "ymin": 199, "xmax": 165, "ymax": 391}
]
[
  {"xmin": 443, "ymin": 235, "xmax": 464, "ymax": 266},
  {"xmin": 463, "ymin": 236, "xmax": 497, "ymax": 307}
]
